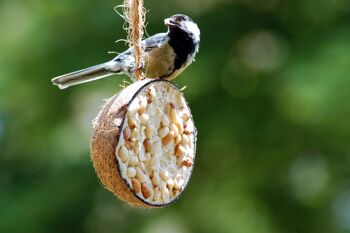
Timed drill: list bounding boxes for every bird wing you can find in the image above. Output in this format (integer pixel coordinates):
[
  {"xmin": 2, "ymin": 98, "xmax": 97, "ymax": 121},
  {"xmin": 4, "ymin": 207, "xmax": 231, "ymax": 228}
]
[
  {"xmin": 142, "ymin": 33, "xmax": 168, "ymax": 51},
  {"xmin": 113, "ymin": 33, "xmax": 167, "ymax": 60},
  {"xmin": 109, "ymin": 33, "xmax": 170, "ymax": 79}
]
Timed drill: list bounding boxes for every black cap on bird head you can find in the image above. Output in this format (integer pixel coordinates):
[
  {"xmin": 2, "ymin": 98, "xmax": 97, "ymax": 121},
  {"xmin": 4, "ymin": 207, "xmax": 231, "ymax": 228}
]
[{"xmin": 164, "ymin": 14, "xmax": 193, "ymax": 26}]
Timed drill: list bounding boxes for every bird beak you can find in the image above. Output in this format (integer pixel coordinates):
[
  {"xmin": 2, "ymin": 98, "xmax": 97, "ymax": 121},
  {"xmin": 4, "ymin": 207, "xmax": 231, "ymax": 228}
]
[{"xmin": 164, "ymin": 17, "xmax": 175, "ymax": 26}]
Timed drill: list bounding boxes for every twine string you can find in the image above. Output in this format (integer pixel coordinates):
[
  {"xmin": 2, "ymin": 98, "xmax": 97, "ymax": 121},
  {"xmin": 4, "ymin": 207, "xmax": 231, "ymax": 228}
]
[{"xmin": 123, "ymin": 0, "xmax": 145, "ymax": 80}]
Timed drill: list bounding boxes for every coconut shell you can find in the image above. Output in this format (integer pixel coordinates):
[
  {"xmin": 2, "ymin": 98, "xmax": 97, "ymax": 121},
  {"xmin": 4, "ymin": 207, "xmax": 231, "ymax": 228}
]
[{"xmin": 90, "ymin": 78, "xmax": 196, "ymax": 208}]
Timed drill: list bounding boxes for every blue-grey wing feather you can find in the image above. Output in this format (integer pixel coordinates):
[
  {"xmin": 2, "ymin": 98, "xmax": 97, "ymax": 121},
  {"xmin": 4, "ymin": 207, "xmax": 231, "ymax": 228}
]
[{"xmin": 113, "ymin": 33, "xmax": 167, "ymax": 61}]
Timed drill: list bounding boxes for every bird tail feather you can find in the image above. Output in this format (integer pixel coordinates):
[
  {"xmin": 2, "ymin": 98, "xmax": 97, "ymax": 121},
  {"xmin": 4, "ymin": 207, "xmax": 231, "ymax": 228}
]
[{"xmin": 51, "ymin": 63, "xmax": 117, "ymax": 89}]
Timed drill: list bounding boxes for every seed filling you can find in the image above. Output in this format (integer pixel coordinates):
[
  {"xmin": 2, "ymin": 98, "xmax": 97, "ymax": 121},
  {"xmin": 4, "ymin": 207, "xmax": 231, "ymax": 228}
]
[{"xmin": 115, "ymin": 82, "xmax": 196, "ymax": 205}]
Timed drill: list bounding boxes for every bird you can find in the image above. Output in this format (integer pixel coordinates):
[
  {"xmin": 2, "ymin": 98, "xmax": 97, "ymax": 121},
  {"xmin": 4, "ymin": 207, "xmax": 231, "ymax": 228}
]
[{"xmin": 51, "ymin": 14, "xmax": 200, "ymax": 89}]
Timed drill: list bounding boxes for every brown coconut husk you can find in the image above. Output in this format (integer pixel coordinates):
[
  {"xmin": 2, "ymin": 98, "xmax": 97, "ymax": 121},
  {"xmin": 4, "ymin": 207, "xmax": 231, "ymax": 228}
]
[{"xmin": 91, "ymin": 79, "xmax": 153, "ymax": 208}]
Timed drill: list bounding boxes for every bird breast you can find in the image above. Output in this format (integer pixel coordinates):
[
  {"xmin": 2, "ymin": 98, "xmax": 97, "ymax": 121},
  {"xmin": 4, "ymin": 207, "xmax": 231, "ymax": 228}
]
[{"xmin": 142, "ymin": 44, "xmax": 176, "ymax": 79}]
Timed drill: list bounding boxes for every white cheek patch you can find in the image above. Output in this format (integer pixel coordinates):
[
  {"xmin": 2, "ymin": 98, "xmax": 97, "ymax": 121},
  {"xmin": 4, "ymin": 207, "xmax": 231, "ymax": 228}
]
[{"xmin": 185, "ymin": 21, "xmax": 200, "ymax": 42}]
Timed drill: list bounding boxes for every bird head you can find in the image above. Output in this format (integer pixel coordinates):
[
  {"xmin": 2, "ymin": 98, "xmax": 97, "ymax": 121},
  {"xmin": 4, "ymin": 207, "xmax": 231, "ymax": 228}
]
[{"xmin": 164, "ymin": 14, "xmax": 200, "ymax": 43}]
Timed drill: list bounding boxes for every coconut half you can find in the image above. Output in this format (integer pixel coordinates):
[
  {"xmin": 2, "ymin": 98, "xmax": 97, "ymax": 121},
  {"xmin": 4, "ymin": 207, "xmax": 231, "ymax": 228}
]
[{"xmin": 90, "ymin": 79, "xmax": 196, "ymax": 208}]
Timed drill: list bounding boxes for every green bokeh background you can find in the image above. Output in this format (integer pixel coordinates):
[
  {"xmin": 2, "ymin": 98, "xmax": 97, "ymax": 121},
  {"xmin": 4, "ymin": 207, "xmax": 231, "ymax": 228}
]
[{"xmin": 1, "ymin": 0, "xmax": 350, "ymax": 232}]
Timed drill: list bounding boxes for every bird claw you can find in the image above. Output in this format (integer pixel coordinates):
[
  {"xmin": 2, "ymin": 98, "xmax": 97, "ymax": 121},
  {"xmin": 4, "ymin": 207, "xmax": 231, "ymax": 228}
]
[
  {"xmin": 130, "ymin": 61, "xmax": 145, "ymax": 73},
  {"xmin": 130, "ymin": 62, "xmax": 145, "ymax": 80}
]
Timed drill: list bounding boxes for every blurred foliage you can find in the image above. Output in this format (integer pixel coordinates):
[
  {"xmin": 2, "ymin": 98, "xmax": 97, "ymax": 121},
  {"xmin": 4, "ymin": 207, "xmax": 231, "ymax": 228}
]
[{"xmin": 1, "ymin": 0, "xmax": 350, "ymax": 232}]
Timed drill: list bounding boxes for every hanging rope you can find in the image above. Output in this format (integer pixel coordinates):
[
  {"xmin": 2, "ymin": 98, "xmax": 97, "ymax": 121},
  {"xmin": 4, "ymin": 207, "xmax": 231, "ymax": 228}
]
[{"xmin": 123, "ymin": 0, "xmax": 146, "ymax": 80}]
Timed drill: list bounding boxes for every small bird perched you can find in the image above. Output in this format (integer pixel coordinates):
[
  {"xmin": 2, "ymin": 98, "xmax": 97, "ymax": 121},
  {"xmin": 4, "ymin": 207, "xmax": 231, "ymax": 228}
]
[{"xmin": 52, "ymin": 14, "xmax": 200, "ymax": 89}]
